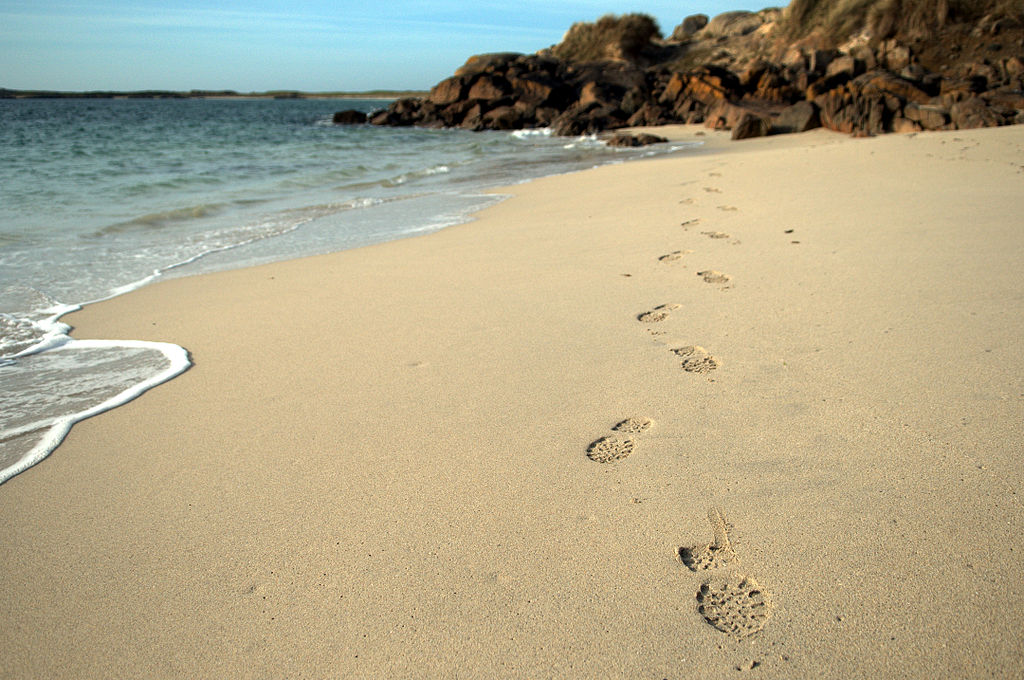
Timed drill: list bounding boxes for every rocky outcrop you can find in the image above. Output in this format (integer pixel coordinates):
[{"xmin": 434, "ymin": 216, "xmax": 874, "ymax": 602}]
[
  {"xmin": 363, "ymin": 6, "xmax": 1024, "ymax": 140},
  {"xmin": 332, "ymin": 110, "xmax": 367, "ymax": 124}
]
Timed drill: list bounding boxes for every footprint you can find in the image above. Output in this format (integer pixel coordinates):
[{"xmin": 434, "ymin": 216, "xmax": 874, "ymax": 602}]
[
  {"xmin": 659, "ymin": 250, "xmax": 693, "ymax": 263},
  {"xmin": 696, "ymin": 575, "xmax": 772, "ymax": 639},
  {"xmin": 586, "ymin": 436, "xmax": 635, "ymax": 463},
  {"xmin": 680, "ymin": 218, "xmax": 700, "ymax": 227},
  {"xmin": 612, "ymin": 417, "xmax": 653, "ymax": 433},
  {"xmin": 701, "ymin": 230, "xmax": 730, "ymax": 239},
  {"xmin": 638, "ymin": 304, "xmax": 680, "ymax": 323},
  {"xmin": 680, "ymin": 198, "xmax": 696, "ymax": 205},
  {"xmin": 672, "ymin": 345, "xmax": 720, "ymax": 373},
  {"xmin": 679, "ymin": 507, "xmax": 737, "ymax": 571},
  {"xmin": 717, "ymin": 206, "xmax": 738, "ymax": 212},
  {"xmin": 703, "ymin": 187, "xmax": 722, "ymax": 193},
  {"xmin": 698, "ymin": 270, "xmax": 732, "ymax": 284}
]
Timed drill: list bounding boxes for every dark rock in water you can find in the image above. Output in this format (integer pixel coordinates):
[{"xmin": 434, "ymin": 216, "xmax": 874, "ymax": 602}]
[
  {"xmin": 332, "ymin": 109, "xmax": 368, "ymax": 125},
  {"xmin": 604, "ymin": 132, "xmax": 668, "ymax": 147}
]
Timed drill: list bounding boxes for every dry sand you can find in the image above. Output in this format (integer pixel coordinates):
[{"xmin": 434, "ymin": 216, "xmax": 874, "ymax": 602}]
[{"xmin": 2, "ymin": 125, "xmax": 1023, "ymax": 678}]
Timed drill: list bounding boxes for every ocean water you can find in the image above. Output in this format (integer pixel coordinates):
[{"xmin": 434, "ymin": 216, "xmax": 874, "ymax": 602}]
[{"xmin": 0, "ymin": 97, "xmax": 699, "ymax": 484}]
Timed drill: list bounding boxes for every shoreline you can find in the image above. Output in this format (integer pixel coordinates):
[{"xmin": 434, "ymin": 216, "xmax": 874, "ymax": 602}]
[{"xmin": 2, "ymin": 125, "xmax": 1023, "ymax": 677}]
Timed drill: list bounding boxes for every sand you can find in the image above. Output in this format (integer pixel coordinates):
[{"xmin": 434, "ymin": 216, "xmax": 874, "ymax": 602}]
[{"xmin": 2, "ymin": 125, "xmax": 1023, "ymax": 678}]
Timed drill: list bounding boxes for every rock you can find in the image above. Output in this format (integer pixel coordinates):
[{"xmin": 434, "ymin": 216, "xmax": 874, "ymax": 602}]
[
  {"xmin": 703, "ymin": 11, "xmax": 764, "ymax": 38},
  {"xmin": 482, "ymin": 106, "xmax": 523, "ymax": 130},
  {"xmin": 771, "ymin": 100, "xmax": 821, "ymax": 134},
  {"xmin": 604, "ymin": 132, "xmax": 668, "ymax": 147},
  {"xmin": 903, "ymin": 102, "xmax": 949, "ymax": 129},
  {"xmin": 731, "ymin": 112, "xmax": 771, "ymax": 139},
  {"xmin": 950, "ymin": 96, "xmax": 1002, "ymax": 128},
  {"xmin": 332, "ymin": 109, "xmax": 367, "ymax": 125},
  {"xmin": 428, "ymin": 76, "xmax": 470, "ymax": 105},
  {"xmin": 467, "ymin": 75, "xmax": 509, "ymax": 101},
  {"xmin": 672, "ymin": 14, "xmax": 709, "ymax": 40},
  {"xmin": 626, "ymin": 103, "xmax": 669, "ymax": 126},
  {"xmin": 825, "ymin": 55, "xmax": 861, "ymax": 81},
  {"xmin": 891, "ymin": 117, "xmax": 922, "ymax": 133},
  {"xmin": 454, "ymin": 53, "xmax": 522, "ymax": 77},
  {"xmin": 854, "ymin": 70, "xmax": 931, "ymax": 105}
]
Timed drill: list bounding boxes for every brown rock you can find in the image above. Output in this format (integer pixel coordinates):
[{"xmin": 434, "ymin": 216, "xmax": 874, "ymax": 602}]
[
  {"xmin": 428, "ymin": 76, "xmax": 470, "ymax": 105},
  {"xmin": 891, "ymin": 117, "xmax": 922, "ymax": 133},
  {"xmin": 771, "ymin": 100, "xmax": 821, "ymax": 134},
  {"xmin": 731, "ymin": 112, "xmax": 771, "ymax": 139},
  {"xmin": 454, "ymin": 53, "xmax": 522, "ymax": 77},
  {"xmin": 604, "ymin": 132, "xmax": 668, "ymax": 147},
  {"xmin": 672, "ymin": 14, "xmax": 709, "ymax": 40},
  {"xmin": 903, "ymin": 102, "xmax": 949, "ymax": 130},
  {"xmin": 703, "ymin": 11, "xmax": 764, "ymax": 38},
  {"xmin": 825, "ymin": 55, "xmax": 860, "ymax": 81},
  {"xmin": 467, "ymin": 75, "xmax": 508, "ymax": 101},
  {"xmin": 626, "ymin": 103, "xmax": 669, "ymax": 127},
  {"xmin": 950, "ymin": 97, "xmax": 1002, "ymax": 129},
  {"xmin": 855, "ymin": 70, "xmax": 931, "ymax": 105},
  {"xmin": 482, "ymin": 106, "xmax": 524, "ymax": 130}
]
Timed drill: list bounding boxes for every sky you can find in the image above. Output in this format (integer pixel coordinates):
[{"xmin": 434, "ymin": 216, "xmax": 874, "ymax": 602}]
[{"xmin": 1, "ymin": 0, "xmax": 771, "ymax": 92}]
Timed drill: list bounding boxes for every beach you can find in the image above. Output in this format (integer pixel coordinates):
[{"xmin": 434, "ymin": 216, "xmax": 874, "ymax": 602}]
[{"xmin": 2, "ymin": 124, "xmax": 1023, "ymax": 677}]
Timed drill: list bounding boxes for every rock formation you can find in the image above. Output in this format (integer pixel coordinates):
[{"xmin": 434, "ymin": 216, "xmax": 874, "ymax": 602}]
[{"xmin": 359, "ymin": 1, "xmax": 1024, "ymax": 140}]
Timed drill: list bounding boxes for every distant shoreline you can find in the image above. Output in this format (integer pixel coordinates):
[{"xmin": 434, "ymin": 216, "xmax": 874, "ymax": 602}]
[{"xmin": 0, "ymin": 88, "xmax": 426, "ymax": 100}]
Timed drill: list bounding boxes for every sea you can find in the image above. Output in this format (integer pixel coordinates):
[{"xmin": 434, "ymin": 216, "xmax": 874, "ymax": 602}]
[{"xmin": 0, "ymin": 97, "xmax": 699, "ymax": 484}]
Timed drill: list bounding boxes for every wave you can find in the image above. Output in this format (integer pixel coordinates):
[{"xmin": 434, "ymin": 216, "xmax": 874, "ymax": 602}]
[{"xmin": 94, "ymin": 202, "xmax": 231, "ymax": 235}]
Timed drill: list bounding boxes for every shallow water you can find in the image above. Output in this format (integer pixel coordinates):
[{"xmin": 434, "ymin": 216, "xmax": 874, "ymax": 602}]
[{"xmin": 0, "ymin": 97, "xmax": 699, "ymax": 483}]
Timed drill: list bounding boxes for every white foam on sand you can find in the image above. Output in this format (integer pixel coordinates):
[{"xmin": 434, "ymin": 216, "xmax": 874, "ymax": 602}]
[{"xmin": 0, "ymin": 337, "xmax": 190, "ymax": 484}]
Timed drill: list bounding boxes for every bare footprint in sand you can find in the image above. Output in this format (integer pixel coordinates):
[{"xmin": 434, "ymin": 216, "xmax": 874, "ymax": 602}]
[
  {"xmin": 680, "ymin": 218, "xmax": 701, "ymax": 228},
  {"xmin": 703, "ymin": 187, "xmax": 723, "ymax": 193},
  {"xmin": 701, "ymin": 230, "xmax": 730, "ymax": 239},
  {"xmin": 698, "ymin": 270, "xmax": 733, "ymax": 284},
  {"xmin": 659, "ymin": 250, "xmax": 693, "ymax": 263},
  {"xmin": 697, "ymin": 575, "xmax": 772, "ymax": 639},
  {"xmin": 717, "ymin": 205, "xmax": 738, "ymax": 212},
  {"xmin": 638, "ymin": 303, "xmax": 681, "ymax": 323},
  {"xmin": 672, "ymin": 345, "xmax": 720, "ymax": 373},
  {"xmin": 679, "ymin": 507, "xmax": 738, "ymax": 570}
]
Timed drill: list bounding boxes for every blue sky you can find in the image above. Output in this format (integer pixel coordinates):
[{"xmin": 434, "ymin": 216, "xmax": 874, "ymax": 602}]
[{"xmin": 2, "ymin": 1, "xmax": 771, "ymax": 92}]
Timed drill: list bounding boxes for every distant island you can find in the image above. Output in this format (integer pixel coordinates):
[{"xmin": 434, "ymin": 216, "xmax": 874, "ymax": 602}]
[{"xmin": 0, "ymin": 88, "xmax": 427, "ymax": 100}]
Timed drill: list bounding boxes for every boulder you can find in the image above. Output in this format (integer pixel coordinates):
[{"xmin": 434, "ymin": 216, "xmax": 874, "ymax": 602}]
[
  {"xmin": 332, "ymin": 109, "xmax": 367, "ymax": 125},
  {"xmin": 482, "ymin": 106, "xmax": 524, "ymax": 130},
  {"xmin": 604, "ymin": 132, "xmax": 668, "ymax": 147},
  {"xmin": 771, "ymin": 100, "xmax": 821, "ymax": 134},
  {"xmin": 950, "ymin": 96, "xmax": 1002, "ymax": 128},
  {"xmin": 467, "ymin": 75, "xmax": 509, "ymax": 101},
  {"xmin": 428, "ymin": 76, "xmax": 471, "ymax": 105},
  {"xmin": 625, "ymin": 103, "xmax": 669, "ymax": 127},
  {"xmin": 891, "ymin": 117, "xmax": 922, "ymax": 133},
  {"xmin": 703, "ymin": 11, "xmax": 764, "ymax": 38},
  {"xmin": 903, "ymin": 102, "xmax": 949, "ymax": 130},
  {"xmin": 454, "ymin": 53, "xmax": 522, "ymax": 77},
  {"xmin": 854, "ymin": 70, "xmax": 931, "ymax": 105},
  {"xmin": 672, "ymin": 14, "xmax": 709, "ymax": 40},
  {"xmin": 731, "ymin": 112, "xmax": 771, "ymax": 139}
]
